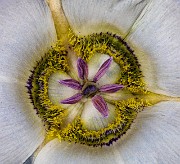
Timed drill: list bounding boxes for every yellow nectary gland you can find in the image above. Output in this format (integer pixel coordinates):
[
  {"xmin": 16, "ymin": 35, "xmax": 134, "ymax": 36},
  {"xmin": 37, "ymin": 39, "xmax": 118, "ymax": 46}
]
[
  {"xmin": 53, "ymin": 98, "xmax": 150, "ymax": 147},
  {"xmin": 27, "ymin": 32, "xmax": 151, "ymax": 147},
  {"xmin": 69, "ymin": 32, "xmax": 146, "ymax": 94}
]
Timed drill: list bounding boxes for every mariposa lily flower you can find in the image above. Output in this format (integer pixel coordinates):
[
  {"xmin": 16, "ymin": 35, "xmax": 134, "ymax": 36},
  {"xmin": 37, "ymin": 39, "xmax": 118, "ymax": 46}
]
[{"xmin": 0, "ymin": 0, "xmax": 180, "ymax": 164}]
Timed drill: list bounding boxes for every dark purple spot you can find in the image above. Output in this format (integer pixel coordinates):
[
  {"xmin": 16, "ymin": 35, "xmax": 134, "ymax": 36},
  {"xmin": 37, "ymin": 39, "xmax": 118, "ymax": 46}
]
[{"xmin": 82, "ymin": 85, "xmax": 97, "ymax": 97}]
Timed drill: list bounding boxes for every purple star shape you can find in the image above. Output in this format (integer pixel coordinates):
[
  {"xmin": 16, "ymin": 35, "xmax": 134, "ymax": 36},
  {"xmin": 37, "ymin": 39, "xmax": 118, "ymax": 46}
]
[{"xmin": 59, "ymin": 57, "xmax": 124, "ymax": 117}]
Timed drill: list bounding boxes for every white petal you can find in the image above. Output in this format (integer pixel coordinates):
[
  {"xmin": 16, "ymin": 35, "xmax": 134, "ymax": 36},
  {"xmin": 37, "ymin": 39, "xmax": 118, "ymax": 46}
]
[
  {"xmin": 63, "ymin": 102, "xmax": 84, "ymax": 127},
  {"xmin": 81, "ymin": 99, "xmax": 116, "ymax": 130},
  {"xmin": 115, "ymin": 101, "xmax": 180, "ymax": 163},
  {"xmin": 0, "ymin": 0, "xmax": 56, "ymax": 83},
  {"xmin": 35, "ymin": 101, "xmax": 180, "ymax": 164},
  {"xmin": 88, "ymin": 53, "xmax": 121, "ymax": 86},
  {"xmin": 34, "ymin": 139, "xmax": 124, "ymax": 164},
  {"xmin": 0, "ymin": 0, "xmax": 56, "ymax": 162},
  {"xmin": 48, "ymin": 71, "xmax": 79, "ymax": 109},
  {"xmin": 62, "ymin": 0, "xmax": 149, "ymax": 36},
  {"xmin": 0, "ymin": 82, "xmax": 45, "ymax": 163},
  {"xmin": 126, "ymin": 0, "xmax": 180, "ymax": 96}
]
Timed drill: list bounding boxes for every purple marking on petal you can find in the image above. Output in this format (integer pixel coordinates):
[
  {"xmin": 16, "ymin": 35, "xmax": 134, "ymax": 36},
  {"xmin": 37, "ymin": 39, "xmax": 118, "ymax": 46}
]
[
  {"xmin": 93, "ymin": 57, "xmax": 113, "ymax": 82},
  {"xmin": 61, "ymin": 93, "xmax": 83, "ymax": 104},
  {"xmin": 99, "ymin": 84, "xmax": 124, "ymax": 93},
  {"xmin": 77, "ymin": 58, "xmax": 88, "ymax": 80},
  {"xmin": 92, "ymin": 95, "xmax": 109, "ymax": 117},
  {"xmin": 59, "ymin": 79, "xmax": 82, "ymax": 90}
]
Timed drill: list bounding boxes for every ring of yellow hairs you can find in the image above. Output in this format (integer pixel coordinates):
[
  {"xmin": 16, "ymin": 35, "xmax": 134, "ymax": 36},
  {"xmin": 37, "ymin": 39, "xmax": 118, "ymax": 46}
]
[{"xmin": 26, "ymin": 32, "xmax": 150, "ymax": 147}]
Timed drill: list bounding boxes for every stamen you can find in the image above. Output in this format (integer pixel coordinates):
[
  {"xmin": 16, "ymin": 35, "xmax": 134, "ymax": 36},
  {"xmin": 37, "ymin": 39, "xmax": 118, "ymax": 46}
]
[
  {"xmin": 92, "ymin": 95, "xmax": 109, "ymax": 117},
  {"xmin": 61, "ymin": 93, "xmax": 83, "ymax": 104},
  {"xmin": 99, "ymin": 84, "xmax": 124, "ymax": 93},
  {"xmin": 59, "ymin": 79, "xmax": 82, "ymax": 90},
  {"xmin": 93, "ymin": 57, "xmax": 113, "ymax": 82},
  {"xmin": 77, "ymin": 58, "xmax": 88, "ymax": 80}
]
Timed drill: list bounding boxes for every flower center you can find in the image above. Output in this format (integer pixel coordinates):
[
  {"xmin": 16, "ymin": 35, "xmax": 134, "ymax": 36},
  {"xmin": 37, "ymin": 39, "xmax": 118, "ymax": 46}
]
[
  {"xmin": 82, "ymin": 83, "xmax": 97, "ymax": 97},
  {"xmin": 27, "ymin": 32, "xmax": 151, "ymax": 147}
]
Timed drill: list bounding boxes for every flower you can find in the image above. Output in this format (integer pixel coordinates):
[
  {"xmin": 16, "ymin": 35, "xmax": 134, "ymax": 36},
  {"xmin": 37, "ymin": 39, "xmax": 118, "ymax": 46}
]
[{"xmin": 0, "ymin": 0, "xmax": 180, "ymax": 164}]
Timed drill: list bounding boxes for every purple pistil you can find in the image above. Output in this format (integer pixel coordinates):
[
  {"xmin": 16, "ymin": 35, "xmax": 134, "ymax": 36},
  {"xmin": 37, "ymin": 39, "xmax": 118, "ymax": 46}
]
[
  {"xmin": 77, "ymin": 57, "xmax": 88, "ymax": 80},
  {"xmin": 82, "ymin": 85, "xmax": 97, "ymax": 96},
  {"xmin": 93, "ymin": 57, "xmax": 113, "ymax": 82},
  {"xmin": 61, "ymin": 93, "xmax": 83, "ymax": 104},
  {"xmin": 92, "ymin": 95, "xmax": 109, "ymax": 117},
  {"xmin": 59, "ymin": 79, "xmax": 82, "ymax": 90},
  {"xmin": 99, "ymin": 84, "xmax": 124, "ymax": 93}
]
